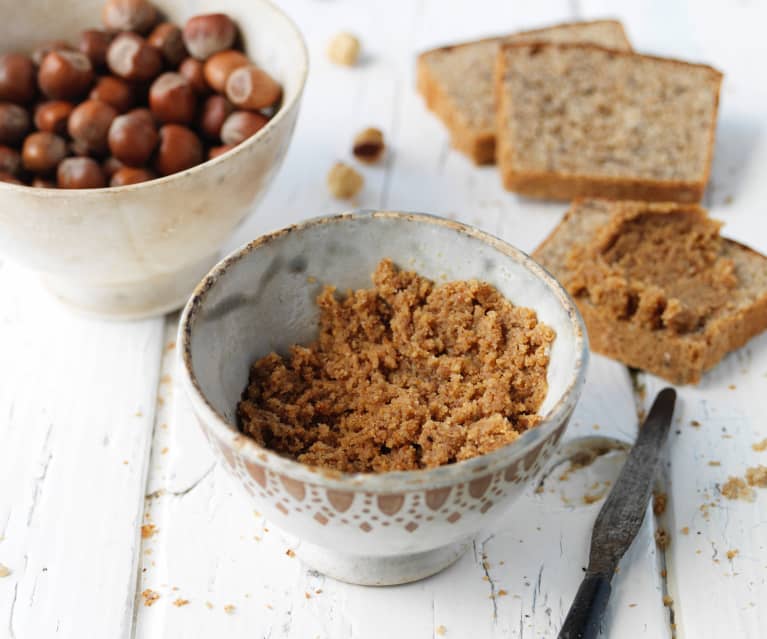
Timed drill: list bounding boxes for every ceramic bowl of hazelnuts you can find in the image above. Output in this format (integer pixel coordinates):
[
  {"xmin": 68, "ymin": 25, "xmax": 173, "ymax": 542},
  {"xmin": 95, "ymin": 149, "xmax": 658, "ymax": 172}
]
[{"xmin": 0, "ymin": 0, "xmax": 307, "ymax": 318}]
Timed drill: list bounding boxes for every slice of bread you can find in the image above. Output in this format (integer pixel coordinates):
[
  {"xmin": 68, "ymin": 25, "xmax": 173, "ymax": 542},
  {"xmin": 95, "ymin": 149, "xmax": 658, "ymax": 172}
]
[
  {"xmin": 533, "ymin": 199, "xmax": 767, "ymax": 384},
  {"xmin": 417, "ymin": 21, "xmax": 632, "ymax": 164},
  {"xmin": 495, "ymin": 44, "xmax": 723, "ymax": 202}
]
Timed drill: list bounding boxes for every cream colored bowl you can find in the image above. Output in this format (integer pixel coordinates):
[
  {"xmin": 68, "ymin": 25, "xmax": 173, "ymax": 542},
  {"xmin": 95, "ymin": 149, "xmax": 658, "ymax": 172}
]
[
  {"xmin": 0, "ymin": 0, "xmax": 307, "ymax": 318},
  {"xmin": 179, "ymin": 211, "xmax": 589, "ymax": 585}
]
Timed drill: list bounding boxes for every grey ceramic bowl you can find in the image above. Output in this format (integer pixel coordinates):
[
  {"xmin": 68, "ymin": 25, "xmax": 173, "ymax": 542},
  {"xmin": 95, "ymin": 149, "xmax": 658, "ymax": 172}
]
[{"xmin": 178, "ymin": 210, "xmax": 588, "ymax": 585}]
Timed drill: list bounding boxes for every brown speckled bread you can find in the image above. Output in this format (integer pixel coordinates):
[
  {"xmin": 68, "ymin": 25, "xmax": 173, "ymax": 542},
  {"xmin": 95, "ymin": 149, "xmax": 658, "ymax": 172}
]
[
  {"xmin": 533, "ymin": 200, "xmax": 767, "ymax": 384},
  {"xmin": 417, "ymin": 21, "xmax": 631, "ymax": 164},
  {"xmin": 495, "ymin": 44, "xmax": 723, "ymax": 202}
]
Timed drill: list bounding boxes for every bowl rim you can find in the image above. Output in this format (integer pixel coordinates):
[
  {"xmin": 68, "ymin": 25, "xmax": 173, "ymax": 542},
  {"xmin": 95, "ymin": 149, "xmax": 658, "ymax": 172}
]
[
  {"xmin": 178, "ymin": 210, "xmax": 589, "ymax": 490},
  {"xmin": 0, "ymin": 0, "xmax": 309, "ymax": 196}
]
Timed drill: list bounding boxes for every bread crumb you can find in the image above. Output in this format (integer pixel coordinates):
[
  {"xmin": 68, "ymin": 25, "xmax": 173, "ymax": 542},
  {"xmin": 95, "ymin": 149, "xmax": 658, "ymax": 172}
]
[
  {"xmin": 746, "ymin": 465, "xmax": 767, "ymax": 488},
  {"xmin": 752, "ymin": 438, "xmax": 767, "ymax": 452},
  {"xmin": 690, "ymin": 420, "xmax": 701, "ymax": 428},
  {"xmin": 142, "ymin": 589, "xmax": 160, "ymax": 607},
  {"xmin": 166, "ymin": 341, "xmax": 176, "ymax": 351},
  {"xmin": 135, "ymin": 411, "xmax": 143, "ymax": 417},
  {"xmin": 728, "ymin": 384, "xmax": 736, "ymax": 390},
  {"xmin": 660, "ymin": 569, "xmax": 667, "ymax": 578},
  {"xmin": 726, "ymin": 549, "xmax": 739, "ymax": 560},
  {"xmin": 680, "ymin": 526, "xmax": 689, "ymax": 535},
  {"xmin": 629, "ymin": 603, "xmax": 637, "ymax": 608},
  {"xmin": 161, "ymin": 447, "xmax": 169, "ymax": 455},
  {"xmin": 0, "ymin": 563, "xmax": 10, "ymax": 578},
  {"xmin": 583, "ymin": 491, "xmax": 606, "ymax": 504},
  {"xmin": 141, "ymin": 524, "xmax": 157, "ymax": 539},
  {"xmin": 286, "ymin": 549, "xmax": 296, "ymax": 558},
  {"xmin": 224, "ymin": 604, "xmax": 236, "ymax": 614},
  {"xmin": 592, "ymin": 424, "xmax": 600, "ymax": 430},
  {"xmin": 172, "ymin": 598, "xmax": 189, "ymax": 607},
  {"xmin": 708, "ymin": 461, "xmax": 721, "ymax": 466},
  {"xmin": 327, "ymin": 162, "xmax": 363, "ymax": 199},
  {"xmin": 721, "ymin": 476, "xmax": 755, "ymax": 501},
  {"xmin": 327, "ymin": 32, "xmax": 360, "ymax": 66},
  {"xmin": 304, "ymin": 592, "xmax": 311, "ymax": 599},
  {"xmin": 653, "ymin": 491, "xmax": 667, "ymax": 516},
  {"xmin": 663, "ymin": 595, "xmax": 673, "ymax": 607},
  {"xmin": 655, "ymin": 528, "xmax": 670, "ymax": 550},
  {"xmin": 436, "ymin": 626, "xmax": 447, "ymax": 636},
  {"xmin": 353, "ymin": 127, "xmax": 385, "ymax": 164},
  {"xmin": 205, "ymin": 601, "xmax": 213, "ymax": 609}
]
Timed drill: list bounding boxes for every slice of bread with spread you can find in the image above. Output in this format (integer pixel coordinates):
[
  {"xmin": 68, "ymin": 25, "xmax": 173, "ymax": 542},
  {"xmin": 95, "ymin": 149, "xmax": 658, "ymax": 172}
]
[{"xmin": 533, "ymin": 199, "xmax": 767, "ymax": 384}]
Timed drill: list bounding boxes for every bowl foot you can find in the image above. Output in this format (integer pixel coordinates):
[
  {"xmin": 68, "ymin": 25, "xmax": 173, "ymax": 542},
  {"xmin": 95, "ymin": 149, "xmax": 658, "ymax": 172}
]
[
  {"xmin": 297, "ymin": 538, "xmax": 470, "ymax": 586},
  {"xmin": 42, "ymin": 253, "xmax": 219, "ymax": 320}
]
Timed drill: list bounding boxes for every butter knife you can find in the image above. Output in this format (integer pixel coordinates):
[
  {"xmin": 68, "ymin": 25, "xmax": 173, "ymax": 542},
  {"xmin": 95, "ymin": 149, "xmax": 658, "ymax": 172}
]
[{"xmin": 558, "ymin": 387, "xmax": 677, "ymax": 639}]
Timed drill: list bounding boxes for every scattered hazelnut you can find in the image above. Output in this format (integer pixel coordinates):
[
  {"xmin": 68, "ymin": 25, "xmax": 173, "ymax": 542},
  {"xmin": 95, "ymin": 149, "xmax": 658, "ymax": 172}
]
[
  {"xmin": 0, "ymin": 145, "xmax": 21, "ymax": 175},
  {"xmin": 38, "ymin": 50, "xmax": 94, "ymax": 100},
  {"xmin": 198, "ymin": 94, "xmax": 233, "ymax": 140},
  {"xmin": 79, "ymin": 29, "xmax": 116, "ymax": 69},
  {"xmin": 110, "ymin": 166, "xmax": 155, "ymax": 186},
  {"xmin": 220, "ymin": 110, "xmax": 267, "ymax": 145},
  {"xmin": 149, "ymin": 72, "xmax": 196, "ymax": 124},
  {"xmin": 22, "ymin": 131, "xmax": 68, "ymax": 174},
  {"xmin": 155, "ymin": 124, "xmax": 202, "ymax": 175},
  {"xmin": 327, "ymin": 32, "xmax": 360, "ymax": 66},
  {"xmin": 108, "ymin": 108, "xmax": 158, "ymax": 166},
  {"xmin": 203, "ymin": 50, "xmax": 248, "ymax": 93},
  {"xmin": 90, "ymin": 76, "xmax": 134, "ymax": 113},
  {"xmin": 147, "ymin": 22, "xmax": 187, "ymax": 66},
  {"xmin": 57, "ymin": 156, "xmax": 106, "ymax": 188},
  {"xmin": 68, "ymin": 99, "xmax": 118, "ymax": 155},
  {"xmin": 178, "ymin": 57, "xmax": 209, "ymax": 95},
  {"xmin": 0, "ymin": 171, "xmax": 22, "ymax": 184},
  {"xmin": 327, "ymin": 162, "xmax": 363, "ymax": 199},
  {"xmin": 0, "ymin": 53, "xmax": 37, "ymax": 104},
  {"xmin": 182, "ymin": 13, "xmax": 237, "ymax": 60},
  {"xmin": 102, "ymin": 155, "xmax": 124, "ymax": 178},
  {"xmin": 352, "ymin": 127, "xmax": 385, "ymax": 164},
  {"xmin": 31, "ymin": 41, "xmax": 74, "ymax": 67},
  {"xmin": 106, "ymin": 33, "xmax": 162, "ymax": 82},
  {"xmin": 34, "ymin": 101, "xmax": 74, "ymax": 135},
  {"xmin": 32, "ymin": 176, "xmax": 56, "ymax": 188},
  {"xmin": 0, "ymin": 102, "xmax": 31, "ymax": 145},
  {"xmin": 226, "ymin": 66, "xmax": 281, "ymax": 110},
  {"xmin": 208, "ymin": 143, "xmax": 236, "ymax": 160},
  {"xmin": 102, "ymin": 0, "xmax": 158, "ymax": 34}
]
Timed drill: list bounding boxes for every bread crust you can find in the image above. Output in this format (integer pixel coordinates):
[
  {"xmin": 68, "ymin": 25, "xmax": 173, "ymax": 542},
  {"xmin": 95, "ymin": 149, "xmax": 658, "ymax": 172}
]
[
  {"xmin": 495, "ymin": 43, "xmax": 723, "ymax": 202},
  {"xmin": 417, "ymin": 21, "xmax": 632, "ymax": 165}
]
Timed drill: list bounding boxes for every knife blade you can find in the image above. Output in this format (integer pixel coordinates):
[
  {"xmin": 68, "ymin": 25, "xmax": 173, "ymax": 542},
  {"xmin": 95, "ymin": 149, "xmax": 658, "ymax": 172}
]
[{"xmin": 558, "ymin": 387, "xmax": 677, "ymax": 639}]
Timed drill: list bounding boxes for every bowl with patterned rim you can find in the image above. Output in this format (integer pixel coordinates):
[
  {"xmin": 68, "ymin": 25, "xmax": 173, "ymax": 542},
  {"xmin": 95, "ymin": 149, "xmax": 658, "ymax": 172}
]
[{"xmin": 178, "ymin": 210, "xmax": 588, "ymax": 585}]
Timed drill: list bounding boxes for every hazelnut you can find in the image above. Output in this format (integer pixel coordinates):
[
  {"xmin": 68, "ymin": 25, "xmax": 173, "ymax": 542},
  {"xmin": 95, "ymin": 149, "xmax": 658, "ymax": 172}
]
[
  {"xmin": 327, "ymin": 32, "xmax": 360, "ymax": 66},
  {"xmin": 90, "ymin": 76, "xmax": 134, "ymax": 113},
  {"xmin": 0, "ymin": 53, "xmax": 36, "ymax": 104},
  {"xmin": 21, "ymin": 131, "xmax": 67, "ymax": 174},
  {"xmin": 182, "ymin": 14, "xmax": 236, "ymax": 60},
  {"xmin": 57, "ymin": 157, "xmax": 106, "ymax": 188},
  {"xmin": 102, "ymin": 0, "xmax": 158, "ymax": 34},
  {"xmin": 226, "ymin": 66, "xmax": 281, "ymax": 111},
  {"xmin": 31, "ymin": 41, "xmax": 74, "ymax": 67},
  {"xmin": 108, "ymin": 109, "xmax": 158, "ymax": 166},
  {"xmin": 102, "ymin": 156, "xmax": 124, "ymax": 178},
  {"xmin": 0, "ymin": 171, "xmax": 22, "ymax": 185},
  {"xmin": 38, "ymin": 51, "xmax": 94, "ymax": 100},
  {"xmin": 32, "ymin": 176, "xmax": 56, "ymax": 188},
  {"xmin": 327, "ymin": 162, "xmax": 363, "ymax": 199},
  {"xmin": 106, "ymin": 33, "xmax": 162, "ymax": 82},
  {"xmin": 220, "ymin": 111, "xmax": 267, "ymax": 145},
  {"xmin": 0, "ymin": 145, "xmax": 21, "ymax": 175},
  {"xmin": 208, "ymin": 143, "xmax": 236, "ymax": 160},
  {"xmin": 155, "ymin": 124, "xmax": 202, "ymax": 175},
  {"xmin": 352, "ymin": 127, "xmax": 385, "ymax": 164},
  {"xmin": 178, "ymin": 57, "xmax": 209, "ymax": 95},
  {"xmin": 110, "ymin": 166, "xmax": 155, "ymax": 186},
  {"xmin": 0, "ymin": 102, "xmax": 31, "ymax": 145},
  {"xmin": 79, "ymin": 30, "xmax": 116, "ymax": 69},
  {"xmin": 198, "ymin": 94, "xmax": 233, "ymax": 140},
  {"xmin": 149, "ymin": 72, "xmax": 196, "ymax": 124},
  {"xmin": 147, "ymin": 22, "xmax": 187, "ymax": 66},
  {"xmin": 68, "ymin": 99, "xmax": 118, "ymax": 155},
  {"xmin": 203, "ymin": 50, "xmax": 248, "ymax": 93},
  {"xmin": 69, "ymin": 139, "xmax": 91, "ymax": 157},
  {"xmin": 34, "ymin": 101, "xmax": 74, "ymax": 135}
]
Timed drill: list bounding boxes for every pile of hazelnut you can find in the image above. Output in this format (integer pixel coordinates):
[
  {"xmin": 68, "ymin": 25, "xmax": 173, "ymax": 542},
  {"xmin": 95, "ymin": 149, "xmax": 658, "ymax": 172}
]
[{"xmin": 0, "ymin": 0, "xmax": 281, "ymax": 189}]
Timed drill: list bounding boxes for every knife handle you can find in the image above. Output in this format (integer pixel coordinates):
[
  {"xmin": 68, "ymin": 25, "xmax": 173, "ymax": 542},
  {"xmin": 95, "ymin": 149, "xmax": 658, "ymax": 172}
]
[{"xmin": 558, "ymin": 571, "xmax": 612, "ymax": 639}]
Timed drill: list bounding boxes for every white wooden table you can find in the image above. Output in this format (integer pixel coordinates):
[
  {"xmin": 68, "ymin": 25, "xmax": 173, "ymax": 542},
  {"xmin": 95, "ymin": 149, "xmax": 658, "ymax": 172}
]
[{"xmin": 2, "ymin": 1, "xmax": 766, "ymax": 637}]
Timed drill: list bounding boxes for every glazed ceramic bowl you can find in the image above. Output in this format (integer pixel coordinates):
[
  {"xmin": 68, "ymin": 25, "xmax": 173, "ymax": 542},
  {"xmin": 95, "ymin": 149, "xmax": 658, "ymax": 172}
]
[
  {"xmin": 0, "ymin": 0, "xmax": 307, "ymax": 318},
  {"xmin": 179, "ymin": 211, "xmax": 588, "ymax": 585}
]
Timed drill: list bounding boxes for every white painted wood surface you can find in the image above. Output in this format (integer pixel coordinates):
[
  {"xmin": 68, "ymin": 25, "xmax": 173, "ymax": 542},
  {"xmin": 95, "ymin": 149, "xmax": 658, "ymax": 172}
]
[{"xmin": 1, "ymin": 1, "xmax": 765, "ymax": 637}]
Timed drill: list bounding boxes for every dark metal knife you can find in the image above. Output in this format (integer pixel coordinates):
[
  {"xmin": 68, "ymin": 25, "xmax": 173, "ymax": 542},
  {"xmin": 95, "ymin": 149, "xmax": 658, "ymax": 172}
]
[{"xmin": 558, "ymin": 387, "xmax": 677, "ymax": 639}]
